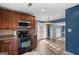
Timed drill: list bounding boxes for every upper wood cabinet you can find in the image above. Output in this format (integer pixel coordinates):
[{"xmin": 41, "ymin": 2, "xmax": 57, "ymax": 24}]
[
  {"xmin": 18, "ymin": 13, "xmax": 35, "ymax": 29},
  {"xmin": 0, "ymin": 9, "xmax": 4, "ymax": 29},
  {"xmin": 19, "ymin": 13, "xmax": 26, "ymax": 20},
  {"xmin": 18, "ymin": 13, "xmax": 27, "ymax": 21},
  {"xmin": 0, "ymin": 8, "xmax": 35, "ymax": 29},
  {"xmin": 0, "ymin": 9, "xmax": 18, "ymax": 29},
  {"xmin": 9, "ymin": 11, "xmax": 18, "ymax": 29},
  {"xmin": 4, "ymin": 11, "xmax": 18, "ymax": 29},
  {"xmin": 25, "ymin": 15, "xmax": 35, "ymax": 29},
  {"xmin": 31, "ymin": 16, "xmax": 35, "ymax": 29}
]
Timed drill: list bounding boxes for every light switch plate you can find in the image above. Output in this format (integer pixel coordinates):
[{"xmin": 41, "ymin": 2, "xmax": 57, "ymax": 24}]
[{"xmin": 68, "ymin": 29, "xmax": 72, "ymax": 32}]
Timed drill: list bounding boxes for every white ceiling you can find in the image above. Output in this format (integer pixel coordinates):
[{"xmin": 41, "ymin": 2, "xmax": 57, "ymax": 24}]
[{"xmin": 0, "ymin": 3, "xmax": 78, "ymax": 21}]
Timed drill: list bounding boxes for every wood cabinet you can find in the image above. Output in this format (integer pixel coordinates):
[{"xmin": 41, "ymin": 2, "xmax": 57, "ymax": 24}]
[
  {"xmin": 0, "ymin": 8, "xmax": 35, "ymax": 30},
  {"xmin": 3, "ymin": 10, "xmax": 10, "ymax": 29},
  {"xmin": 18, "ymin": 13, "xmax": 35, "ymax": 29},
  {"xmin": 0, "ymin": 9, "xmax": 4, "ymax": 29},
  {"xmin": 0, "ymin": 41, "xmax": 2, "ymax": 52},
  {"xmin": 19, "ymin": 13, "xmax": 26, "ymax": 20},
  {"xmin": 32, "ymin": 35, "xmax": 37, "ymax": 49},
  {"xmin": 0, "ymin": 8, "xmax": 36, "ymax": 53},
  {"xmin": 28, "ymin": 16, "xmax": 35, "ymax": 29},
  {"xmin": 5, "ymin": 11, "xmax": 18, "ymax": 29},
  {"xmin": 0, "ymin": 39, "xmax": 18, "ymax": 55},
  {"xmin": 0, "ymin": 9, "xmax": 18, "ymax": 29},
  {"xmin": 9, "ymin": 11, "xmax": 18, "ymax": 29}
]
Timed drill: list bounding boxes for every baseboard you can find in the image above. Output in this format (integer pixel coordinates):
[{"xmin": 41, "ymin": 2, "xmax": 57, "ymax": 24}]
[{"xmin": 64, "ymin": 51, "xmax": 74, "ymax": 55}]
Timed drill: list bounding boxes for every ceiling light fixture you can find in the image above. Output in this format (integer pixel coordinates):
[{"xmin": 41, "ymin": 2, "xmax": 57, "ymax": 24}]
[
  {"xmin": 27, "ymin": 3, "xmax": 32, "ymax": 7},
  {"xmin": 45, "ymin": 17, "xmax": 53, "ymax": 25},
  {"xmin": 41, "ymin": 9, "xmax": 45, "ymax": 12}
]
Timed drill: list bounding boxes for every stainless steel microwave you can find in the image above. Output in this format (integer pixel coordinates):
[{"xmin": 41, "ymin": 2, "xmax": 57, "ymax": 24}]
[{"xmin": 18, "ymin": 21, "xmax": 31, "ymax": 29}]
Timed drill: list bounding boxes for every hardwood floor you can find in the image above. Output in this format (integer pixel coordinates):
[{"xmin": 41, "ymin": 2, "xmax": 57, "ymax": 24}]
[{"xmin": 23, "ymin": 38, "xmax": 69, "ymax": 55}]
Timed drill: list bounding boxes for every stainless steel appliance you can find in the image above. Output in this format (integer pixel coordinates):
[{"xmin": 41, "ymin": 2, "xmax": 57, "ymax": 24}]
[
  {"xmin": 17, "ymin": 20, "xmax": 32, "ymax": 54},
  {"xmin": 18, "ymin": 20, "xmax": 31, "ymax": 29},
  {"xmin": 18, "ymin": 30, "xmax": 32, "ymax": 54}
]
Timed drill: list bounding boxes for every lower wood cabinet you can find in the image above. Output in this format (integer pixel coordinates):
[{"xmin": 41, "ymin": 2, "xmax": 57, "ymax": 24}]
[
  {"xmin": 0, "ymin": 36, "xmax": 37, "ymax": 55},
  {"xmin": 0, "ymin": 41, "xmax": 2, "ymax": 52},
  {"xmin": 0, "ymin": 39, "xmax": 18, "ymax": 55},
  {"xmin": 32, "ymin": 35, "xmax": 37, "ymax": 49}
]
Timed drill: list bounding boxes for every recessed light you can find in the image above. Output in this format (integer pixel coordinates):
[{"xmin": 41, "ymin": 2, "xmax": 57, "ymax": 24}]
[
  {"xmin": 27, "ymin": 3, "xmax": 32, "ymax": 7},
  {"xmin": 41, "ymin": 9, "xmax": 45, "ymax": 12}
]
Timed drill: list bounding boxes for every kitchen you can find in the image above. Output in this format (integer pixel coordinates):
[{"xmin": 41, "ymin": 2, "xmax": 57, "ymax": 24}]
[
  {"xmin": 0, "ymin": 3, "xmax": 79, "ymax": 55},
  {"xmin": 0, "ymin": 6, "xmax": 37, "ymax": 54}
]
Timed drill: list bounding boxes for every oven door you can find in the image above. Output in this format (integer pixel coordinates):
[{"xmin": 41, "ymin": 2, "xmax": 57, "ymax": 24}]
[
  {"xmin": 21, "ymin": 40, "xmax": 32, "ymax": 48},
  {"xmin": 18, "ymin": 38, "xmax": 32, "ymax": 54}
]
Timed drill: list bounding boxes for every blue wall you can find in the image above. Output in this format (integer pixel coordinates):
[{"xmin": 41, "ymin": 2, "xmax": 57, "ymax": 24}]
[{"xmin": 66, "ymin": 5, "xmax": 79, "ymax": 55}]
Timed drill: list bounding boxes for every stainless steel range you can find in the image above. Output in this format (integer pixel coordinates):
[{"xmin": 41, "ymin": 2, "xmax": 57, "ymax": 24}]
[{"xmin": 18, "ymin": 30, "xmax": 32, "ymax": 54}]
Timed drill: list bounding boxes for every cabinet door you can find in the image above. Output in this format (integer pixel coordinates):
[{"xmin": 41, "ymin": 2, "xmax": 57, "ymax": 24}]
[
  {"xmin": 2, "ymin": 39, "xmax": 13, "ymax": 55},
  {"xmin": 25, "ymin": 16, "xmax": 35, "ymax": 29},
  {"xmin": 1, "ymin": 10, "xmax": 11, "ymax": 29},
  {"xmin": 21, "ymin": 14, "xmax": 26, "ymax": 20},
  {"xmin": 0, "ymin": 9, "xmax": 4, "ymax": 29},
  {"xmin": 0, "ymin": 10, "xmax": 10, "ymax": 29},
  {"xmin": 19, "ymin": 13, "xmax": 26, "ymax": 20},
  {"xmin": 0, "ymin": 10, "xmax": 18, "ymax": 29},
  {"xmin": 2, "ymin": 39, "xmax": 18, "ymax": 55},
  {"xmin": 4, "ymin": 10, "xmax": 9, "ymax": 29},
  {"xmin": 11, "ymin": 39, "xmax": 18, "ymax": 55},
  {"xmin": 32, "ymin": 35, "xmax": 37, "ymax": 49},
  {"xmin": 0, "ymin": 41, "xmax": 2, "ymax": 52},
  {"xmin": 0, "ymin": 9, "xmax": 2, "ymax": 29},
  {"xmin": 27, "ymin": 16, "xmax": 35, "ymax": 29},
  {"xmin": 31, "ymin": 17, "xmax": 35, "ymax": 29},
  {"xmin": 9, "ymin": 12, "xmax": 18, "ymax": 29}
]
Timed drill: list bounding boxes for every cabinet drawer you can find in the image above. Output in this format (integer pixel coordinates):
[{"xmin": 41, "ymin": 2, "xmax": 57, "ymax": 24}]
[{"xmin": 2, "ymin": 39, "xmax": 12, "ymax": 44}]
